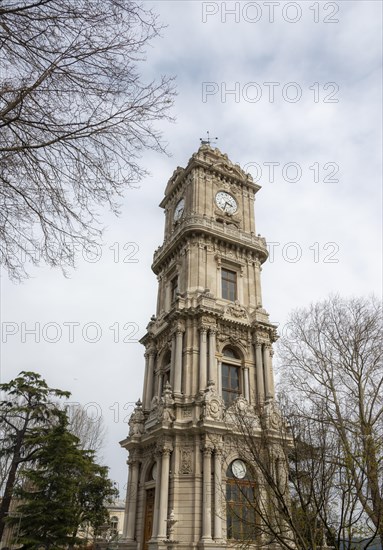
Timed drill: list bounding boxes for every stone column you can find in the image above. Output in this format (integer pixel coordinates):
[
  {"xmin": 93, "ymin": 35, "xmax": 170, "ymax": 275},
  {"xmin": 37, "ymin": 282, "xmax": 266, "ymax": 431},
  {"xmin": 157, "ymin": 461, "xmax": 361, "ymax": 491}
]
[
  {"xmin": 156, "ymin": 275, "xmax": 162, "ymax": 315},
  {"xmin": 157, "ymin": 447, "xmax": 172, "ymax": 539},
  {"xmin": 208, "ymin": 328, "xmax": 217, "ymax": 386},
  {"xmin": 174, "ymin": 329, "xmax": 184, "ymax": 395},
  {"xmin": 213, "ymin": 449, "xmax": 223, "ymax": 540},
  {"xmin": 244, "ymin": 366, "xmax": 250, "ymax": 401},
  {"xmin": 124, "ymin": 458, "xmax": 140, "ymax": 540},
  {"xmin": 199, "ymin": 328, "xmax": 208, "ymax": 392},
  {"xmin": 254, "ymin": 259, "xmax": 263, "ymax": 308},
  {"xmin": 151, "ymin": 453, "xmax": 162, "ymax": 539},
  {"xmin": 263, "ymin": 344, "xmax": 274, "ymax": 399},
  {"xmin": 269, "ymin": 347, "xmax": 275, "ymax": 397},
  {"xmin": 170, "ymin": 333, "xmax": 176, "ymax": 389},
  {"xmin": 144, "ymin": 350, "xmax": 155, "ymax": 409},
  {"xmin": 157, "ymin": 373, "xmax": 163, "ymax": 397},
  {"xmin": 142, "ymin": 352, "xmax": 149, "ymax": 407},
  {"xmin": 255, "ymin": 343, "xmax": 265, "ymax": 404},
  {"xmin": 201, "ymin": 446, "xmax": 213, "ymax": 541},
  {"xmin": 217, "ymin": 361, "xmax": 222, "ymax": 395}
]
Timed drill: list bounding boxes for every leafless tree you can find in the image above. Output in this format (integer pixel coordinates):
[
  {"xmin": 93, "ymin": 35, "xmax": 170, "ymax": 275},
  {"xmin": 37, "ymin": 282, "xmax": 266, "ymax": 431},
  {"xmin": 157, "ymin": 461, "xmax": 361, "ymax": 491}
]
[
  {"xmin": 221, "ymin": 296, "xmax": 381, "ymax": 549},
  {"xmin": 66, "ymin": 403, "xmax": 106, "ymax": 458},
  {"xmin": 278, "ymin": 295, "xmax": 383, "ymax": 548},
  {"xmin": 226, "ymin": 404, "xmax": 295, "ymax": 550},
  {"xmin": 0, "ymin": 0, "xmax": 175, "ymax": 280},
  {"xmin": 225, "ymin": 397, "xmax": 376, "ymax": 550}
]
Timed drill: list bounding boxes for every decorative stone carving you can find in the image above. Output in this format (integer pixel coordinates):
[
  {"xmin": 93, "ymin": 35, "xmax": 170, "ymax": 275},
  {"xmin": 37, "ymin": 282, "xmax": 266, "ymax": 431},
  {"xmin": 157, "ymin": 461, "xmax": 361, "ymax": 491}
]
[
  {"xmin": 224, "ymin": 397, "xmax": 261, "ymax": 432},
  {"xmin": 180, "ymin": 447, "xmax": 193, "ymax": 474},
  {"xmin": 155, "ymin": 435, "xmax": 173, "ymax": 455},
  {"xmin": 264, "ymin": 400, "xmax": 285, "ymax": 432},
  {"xmin": 128, "ymin": 399, "xmax": 145, "ymax": 437},
  {"xmin": 226, "ymin": 300, "xmax": 248, "ymax": 319},
  {"xmin": 200, "ymin": 380, "xmax": 224, "ymax": 421},
  {"xmin": 158, "ymin": 382, "xmax": 175, "ymax": 425},
  {"xmin": 205, "ymin": 433, "xmax": 223, "ymax": 449},
  {"xmin": 146, "ymin": 383, "xmax": 175, "ymax": 427},
  {"xmin": 182, "ymin": 407, "xmax": 192, "ymax": 418},
  {"xmin": 164, "ymin": 509, "xmax": 179, "ymax": 543}
]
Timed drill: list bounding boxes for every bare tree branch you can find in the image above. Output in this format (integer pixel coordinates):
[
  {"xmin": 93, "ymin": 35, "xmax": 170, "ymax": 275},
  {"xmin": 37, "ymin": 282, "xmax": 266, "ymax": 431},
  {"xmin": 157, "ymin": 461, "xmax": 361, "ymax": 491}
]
[
  {"xmin": 0, "ymin": 0, "xmax": 175, "ymax": 280},
  {"xmin": 277, "ymin": 295, "xmax": 383, "ymax": 548}
]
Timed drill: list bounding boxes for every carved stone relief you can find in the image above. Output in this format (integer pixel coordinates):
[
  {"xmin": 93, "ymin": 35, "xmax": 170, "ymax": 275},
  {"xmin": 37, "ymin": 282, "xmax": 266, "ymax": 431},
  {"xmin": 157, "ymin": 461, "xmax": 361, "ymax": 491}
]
[
  {"xmin": 200, "ymin": 381, "xmax": 224, "ymax": 421},
  {"xmin": 180, "ymin": 447, "xmax": 193, "ymax": 474}
]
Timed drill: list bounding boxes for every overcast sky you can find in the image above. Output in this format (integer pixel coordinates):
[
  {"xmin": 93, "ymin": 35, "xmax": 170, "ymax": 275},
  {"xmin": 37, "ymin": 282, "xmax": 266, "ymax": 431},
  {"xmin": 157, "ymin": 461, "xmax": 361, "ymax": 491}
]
[{"xmin": 1, "ymin": 1, "xmax": 382, "ymax": 495}]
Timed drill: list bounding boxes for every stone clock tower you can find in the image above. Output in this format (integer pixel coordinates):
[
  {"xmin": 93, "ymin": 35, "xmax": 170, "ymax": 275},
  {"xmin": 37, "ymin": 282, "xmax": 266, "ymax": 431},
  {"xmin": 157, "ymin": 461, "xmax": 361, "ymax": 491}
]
[{"xmin": 120, "ymin": 145, "xmax": 289, "ymax": 550}]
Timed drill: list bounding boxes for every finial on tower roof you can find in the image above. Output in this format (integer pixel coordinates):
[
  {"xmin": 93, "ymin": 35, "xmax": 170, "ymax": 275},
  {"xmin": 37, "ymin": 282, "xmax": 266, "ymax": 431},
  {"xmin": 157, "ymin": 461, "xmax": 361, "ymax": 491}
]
[{"xmin": 200, "ymin": 131, "xmax": 218, "ymax": 146}]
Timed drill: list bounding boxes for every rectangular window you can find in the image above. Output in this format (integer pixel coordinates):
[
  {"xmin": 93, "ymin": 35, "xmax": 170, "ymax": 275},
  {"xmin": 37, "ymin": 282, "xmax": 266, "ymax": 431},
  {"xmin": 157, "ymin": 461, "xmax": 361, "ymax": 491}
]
[
  {"xmin": 226, "ymin": 480, "xmax": 257, "ymax": 540},
  {"xmin": 222, "ymin": 363, "xmax": 240, "ymax": 405},
  {"xmin": 170, "ymin": 276, "xmax": 178, "ymax": 302},
  {"xmin": 221, "ymin": 268, "xmax": 237, "ymax": 301}
]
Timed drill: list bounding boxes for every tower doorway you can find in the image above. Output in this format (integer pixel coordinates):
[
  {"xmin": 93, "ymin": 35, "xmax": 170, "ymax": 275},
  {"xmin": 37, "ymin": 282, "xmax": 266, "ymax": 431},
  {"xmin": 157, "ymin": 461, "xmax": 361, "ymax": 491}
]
[{"xmin": 143, "ymin": 488, "xmax": 155, "ymax": 550}]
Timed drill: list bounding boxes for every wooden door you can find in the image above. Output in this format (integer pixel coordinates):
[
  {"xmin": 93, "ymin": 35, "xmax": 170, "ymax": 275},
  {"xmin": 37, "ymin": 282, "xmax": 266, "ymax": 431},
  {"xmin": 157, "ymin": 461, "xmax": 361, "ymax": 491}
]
[{"xmin": 143, "ymin": 488, "xmax": 155, "ymax": 550}]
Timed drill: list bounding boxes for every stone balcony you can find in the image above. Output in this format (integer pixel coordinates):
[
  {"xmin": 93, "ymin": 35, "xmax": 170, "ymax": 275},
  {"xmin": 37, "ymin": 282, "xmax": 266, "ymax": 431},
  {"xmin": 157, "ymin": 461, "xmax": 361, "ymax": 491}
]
[{"xmin": 153, "ymin": 214, "xmax": 268, "ymax": 272}]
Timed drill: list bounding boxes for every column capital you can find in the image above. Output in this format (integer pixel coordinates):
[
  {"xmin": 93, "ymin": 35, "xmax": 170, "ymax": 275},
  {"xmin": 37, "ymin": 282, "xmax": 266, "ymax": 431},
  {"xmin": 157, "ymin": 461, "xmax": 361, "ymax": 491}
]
[
  {"xmin": 156, "ymin": 439, "xmax": 173, "ymax": 456},
  {"xmin": 202, "ymin": 445, "xmax": 214, "ymax": 457},
  {"xmin": 170, "ymin": 322, "xmax": 185, "ymax": 336},
  {"xmin": 162, "ymin": 447, "xmax": 172, "ymax": 457},
  {"xmin": 145, "ymin": 348, "xmax": 156, "ymax": 359},
  {"xmin": 254, "ymin": 336, "xmax": 268, "ymax": 346}
]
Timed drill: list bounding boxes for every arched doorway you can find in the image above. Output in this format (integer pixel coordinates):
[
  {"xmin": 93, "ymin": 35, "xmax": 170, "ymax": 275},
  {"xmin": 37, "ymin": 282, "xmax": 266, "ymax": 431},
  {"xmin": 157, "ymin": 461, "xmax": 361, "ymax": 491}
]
[{"xmin": 143, "ymin": 488, "xmax": 155, "ymax": 550}]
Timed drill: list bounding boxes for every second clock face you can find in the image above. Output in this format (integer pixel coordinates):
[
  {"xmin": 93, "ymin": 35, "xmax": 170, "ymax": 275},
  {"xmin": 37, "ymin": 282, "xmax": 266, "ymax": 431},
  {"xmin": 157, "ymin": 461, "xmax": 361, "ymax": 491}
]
[
  {"xmin": 231, "ymin": 459, "xmax": 247, "ymax": 479},
  {"xmin": 174, "ymin": 198, "xmax": 185, "ymax": 221},
  {"xmin": 216, "ymin": 191, "xmax": 237, "ymax": 215}
]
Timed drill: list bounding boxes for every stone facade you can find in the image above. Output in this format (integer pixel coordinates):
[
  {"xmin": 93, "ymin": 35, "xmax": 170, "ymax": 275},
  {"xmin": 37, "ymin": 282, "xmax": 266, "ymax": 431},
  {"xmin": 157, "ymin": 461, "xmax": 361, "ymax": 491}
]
[{"xmin": 120, "ymin": 145, "xmax": 289, "ymax": 550}]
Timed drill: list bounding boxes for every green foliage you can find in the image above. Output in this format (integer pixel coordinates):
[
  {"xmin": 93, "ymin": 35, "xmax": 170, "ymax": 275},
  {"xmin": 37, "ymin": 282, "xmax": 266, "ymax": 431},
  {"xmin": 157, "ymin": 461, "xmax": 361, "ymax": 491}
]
[
  {"xmin": 0, "ymin": 371, "xmax": 116, "ymax": 547},
  {"xmin": 7, "ymin": 415, "xmax": 117, "ymax": 547},
  {"xmin": 0, "ymin": 371, "xmax": 70, "ymax": 540}
]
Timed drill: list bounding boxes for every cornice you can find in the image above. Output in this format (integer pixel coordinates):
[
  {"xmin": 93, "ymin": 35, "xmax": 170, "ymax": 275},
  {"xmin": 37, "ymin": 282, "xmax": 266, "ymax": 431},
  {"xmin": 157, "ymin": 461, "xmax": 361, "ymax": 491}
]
[{"xmin": 152, "ymin": 214, "xmax": 268, "ymax": 274}]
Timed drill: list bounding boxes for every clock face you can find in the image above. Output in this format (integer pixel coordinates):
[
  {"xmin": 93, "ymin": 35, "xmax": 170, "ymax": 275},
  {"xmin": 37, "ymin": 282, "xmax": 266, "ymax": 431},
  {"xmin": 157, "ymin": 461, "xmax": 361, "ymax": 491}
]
[
  {"xmin": 215, "ymin": 191, "xmax": 237, "ymax": 215},
  {"xmin": 231, "ymin": 459, "xmax": 247, "ymax": 479},
  {"xmin": 174, "ymin": 198, "xmax": 185, "ymax": 221}
]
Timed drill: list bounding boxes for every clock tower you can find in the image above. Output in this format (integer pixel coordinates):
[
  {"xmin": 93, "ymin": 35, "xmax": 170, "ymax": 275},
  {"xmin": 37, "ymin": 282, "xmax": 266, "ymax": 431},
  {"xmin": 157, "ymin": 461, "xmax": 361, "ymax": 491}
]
[{"xmin": 120, "ymin": 144, "xmax": 289, "ymax": 550}]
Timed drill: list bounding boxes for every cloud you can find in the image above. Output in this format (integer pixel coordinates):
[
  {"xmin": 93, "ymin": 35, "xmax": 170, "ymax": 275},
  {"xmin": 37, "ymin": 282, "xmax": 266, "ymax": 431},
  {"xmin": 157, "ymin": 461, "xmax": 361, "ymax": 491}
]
[{"xmin": 2, "ymin": 0, "xmax": 381, "ymax": 492}]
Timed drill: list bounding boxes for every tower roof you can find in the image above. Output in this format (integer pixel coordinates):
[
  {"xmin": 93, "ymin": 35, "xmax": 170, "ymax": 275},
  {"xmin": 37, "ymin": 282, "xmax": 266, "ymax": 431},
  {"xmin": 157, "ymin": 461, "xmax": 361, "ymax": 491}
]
[{"xmin": 161, "ymin": 144, "xmax": 260, "ymax": 208}]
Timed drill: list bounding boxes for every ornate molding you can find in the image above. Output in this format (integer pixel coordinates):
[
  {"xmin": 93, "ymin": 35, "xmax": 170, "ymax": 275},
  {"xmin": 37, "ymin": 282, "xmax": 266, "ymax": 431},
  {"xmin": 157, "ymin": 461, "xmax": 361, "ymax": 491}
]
[
  {"xmin": 200, "ymin": 381, "xmax": 224, "ymax": 422},
  {"xmin": 225, "ymin": 301, "xmax": 248, "ymax": 320},
  {"xmin": 180, "ymin": 447, "xmax": 193, "ymax": 474}
]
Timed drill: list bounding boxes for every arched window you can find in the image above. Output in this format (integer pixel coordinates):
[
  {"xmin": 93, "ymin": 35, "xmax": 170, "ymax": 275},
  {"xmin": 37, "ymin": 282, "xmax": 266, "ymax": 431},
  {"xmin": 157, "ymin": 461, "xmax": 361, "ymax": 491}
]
[
  {"xmin": 223, "ymin": 348, "xmax": 238, "ymax": 359},
  {"xmin": 222, "ymin": 347, "xmax": 241, "ymax": 405},
  {"xmin": 226, "ymin": 460, "xmax": 257, "ymax": 541}
]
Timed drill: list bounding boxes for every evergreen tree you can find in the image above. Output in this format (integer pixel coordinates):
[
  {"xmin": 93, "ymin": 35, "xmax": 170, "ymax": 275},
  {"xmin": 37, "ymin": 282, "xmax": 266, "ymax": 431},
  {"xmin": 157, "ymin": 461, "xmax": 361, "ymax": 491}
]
[
  {"xmin": 0, "ymin": 371, "xmax": 70, "ymax": 540},
  {"xmin": 7, "ymin": 415, "xmax": 117, "ymax": 548}
]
